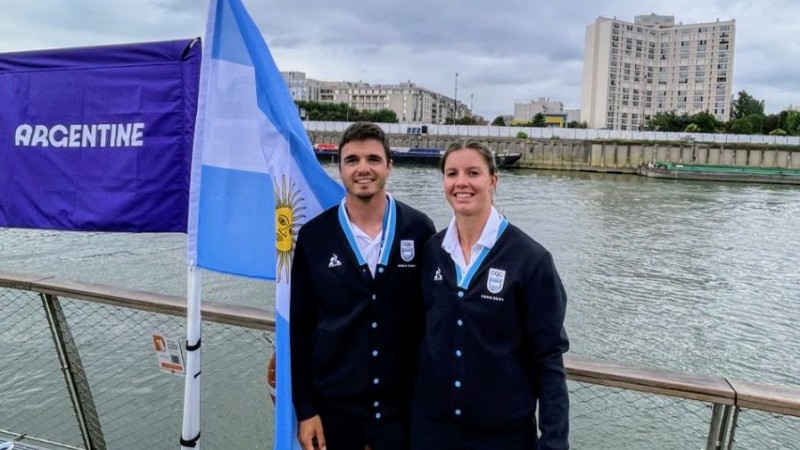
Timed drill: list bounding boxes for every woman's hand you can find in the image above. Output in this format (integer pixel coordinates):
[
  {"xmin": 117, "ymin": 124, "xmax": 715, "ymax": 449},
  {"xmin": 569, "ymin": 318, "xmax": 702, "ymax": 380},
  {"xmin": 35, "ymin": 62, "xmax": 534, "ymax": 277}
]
[{"xmin": 298, "ymin": 415, "xmax": 326, "ymax": 450}]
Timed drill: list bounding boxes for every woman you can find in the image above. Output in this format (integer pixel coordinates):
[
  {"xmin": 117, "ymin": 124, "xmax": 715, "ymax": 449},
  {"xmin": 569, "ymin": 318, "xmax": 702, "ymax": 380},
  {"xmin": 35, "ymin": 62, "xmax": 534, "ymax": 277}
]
[{"xmin": 411, "ymin": 141, "xmax": 570, "ymax": 450}]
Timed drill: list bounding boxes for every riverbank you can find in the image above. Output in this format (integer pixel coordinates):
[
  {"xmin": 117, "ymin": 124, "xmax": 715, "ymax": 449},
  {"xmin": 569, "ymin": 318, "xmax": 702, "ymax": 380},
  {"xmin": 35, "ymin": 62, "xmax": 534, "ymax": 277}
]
[{"xmin": 308, "ymin": 131, "xmax": 800, "ymax": 180}]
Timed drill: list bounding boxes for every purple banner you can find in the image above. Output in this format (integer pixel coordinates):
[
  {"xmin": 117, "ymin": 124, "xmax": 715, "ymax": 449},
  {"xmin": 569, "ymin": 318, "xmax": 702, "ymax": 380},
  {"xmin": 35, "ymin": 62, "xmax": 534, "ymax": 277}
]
[{"xmin": 0, "ymin": 39, "xmax": 200, "ymax": 232}]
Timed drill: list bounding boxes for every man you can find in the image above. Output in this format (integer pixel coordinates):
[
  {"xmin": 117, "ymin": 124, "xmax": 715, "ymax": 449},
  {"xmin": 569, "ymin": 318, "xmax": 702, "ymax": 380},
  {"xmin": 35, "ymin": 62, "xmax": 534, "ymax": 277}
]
[{"xmin": 291, "ymin": 122, "xmax": 436, "ymax": 450}]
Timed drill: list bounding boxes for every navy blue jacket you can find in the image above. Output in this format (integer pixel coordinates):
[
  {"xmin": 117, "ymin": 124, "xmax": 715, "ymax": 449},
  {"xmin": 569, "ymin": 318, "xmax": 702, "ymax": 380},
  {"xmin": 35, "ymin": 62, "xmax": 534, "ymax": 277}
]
[
  {"xmin": 413, "ymin": 224, "xmax": 570, "ymax": 449},
  {"xmin": 291, "ymin": 199, "xmax": 435, "ymax": 421}
]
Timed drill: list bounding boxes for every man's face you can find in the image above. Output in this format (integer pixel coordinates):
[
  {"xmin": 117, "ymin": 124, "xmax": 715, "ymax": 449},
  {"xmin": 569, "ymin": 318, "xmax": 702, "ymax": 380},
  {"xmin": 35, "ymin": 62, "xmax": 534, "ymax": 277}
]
[{"xmin": 339, "ymin": 139, "xmax": 391, "ymax": 201}]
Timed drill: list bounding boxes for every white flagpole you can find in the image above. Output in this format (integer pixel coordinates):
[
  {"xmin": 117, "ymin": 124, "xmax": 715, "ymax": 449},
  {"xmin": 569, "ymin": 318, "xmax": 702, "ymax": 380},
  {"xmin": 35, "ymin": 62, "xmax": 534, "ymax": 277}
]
[{"xmin": 180, "ymin": 265, "xmax": 202, "ymax": 449}]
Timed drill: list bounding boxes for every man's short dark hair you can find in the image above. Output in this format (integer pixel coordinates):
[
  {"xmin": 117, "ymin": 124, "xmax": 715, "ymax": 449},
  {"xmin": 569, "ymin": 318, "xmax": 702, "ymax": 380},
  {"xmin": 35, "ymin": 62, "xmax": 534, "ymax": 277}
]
[{"xmin": 338, "ymin": 122, "xmax": 392, "ymax": 164}]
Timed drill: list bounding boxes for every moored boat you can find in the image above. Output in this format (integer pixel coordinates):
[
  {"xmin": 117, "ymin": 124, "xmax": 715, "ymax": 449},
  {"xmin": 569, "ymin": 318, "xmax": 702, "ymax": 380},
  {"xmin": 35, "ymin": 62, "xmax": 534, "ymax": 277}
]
[
  {"xmin": 390, "ymin": 147, "xmax": 522, "ymax": 168},
  {"xmin": 313, "ymin": 142, "xmax": 338, "ymax": 163},
  {"xmin": 313, "ymin": 144, "xmax": 522, "ymax": 168},
  {"xmin": 638, "ymin": 161, "xmax": 800, "ymax": 185}
]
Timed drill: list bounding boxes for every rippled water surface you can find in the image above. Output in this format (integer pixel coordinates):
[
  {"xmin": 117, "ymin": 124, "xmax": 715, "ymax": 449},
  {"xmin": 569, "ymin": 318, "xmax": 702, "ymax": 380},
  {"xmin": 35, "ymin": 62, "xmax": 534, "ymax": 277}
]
[
  {"xmin": 2, "ymin": 165, "xmax": 799, "ymax": 447},
  {"xmin": 2, "ymin": 165, "xmax": 799, "ymax": 386}
]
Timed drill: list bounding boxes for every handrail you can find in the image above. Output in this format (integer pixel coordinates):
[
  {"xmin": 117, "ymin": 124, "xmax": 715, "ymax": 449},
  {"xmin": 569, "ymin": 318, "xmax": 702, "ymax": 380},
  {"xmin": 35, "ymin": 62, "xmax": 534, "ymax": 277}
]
[
  {"xmin": 1, "ymin": 270, "xmax": 797, "ymax": 418},
  {"xmin": 565, "ymin": 354, "xmax": 735, "ymax": 405},
  {"xmin": 0, "ymin": 270, "xmax": 275, "ymax": 331}
]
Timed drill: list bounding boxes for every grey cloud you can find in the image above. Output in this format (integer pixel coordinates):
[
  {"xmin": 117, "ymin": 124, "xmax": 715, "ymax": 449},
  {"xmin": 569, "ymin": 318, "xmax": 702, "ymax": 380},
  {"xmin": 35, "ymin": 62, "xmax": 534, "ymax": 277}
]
[{"xmin": 3, "ymin": 0, "xmax": 800, "ymax": 118}]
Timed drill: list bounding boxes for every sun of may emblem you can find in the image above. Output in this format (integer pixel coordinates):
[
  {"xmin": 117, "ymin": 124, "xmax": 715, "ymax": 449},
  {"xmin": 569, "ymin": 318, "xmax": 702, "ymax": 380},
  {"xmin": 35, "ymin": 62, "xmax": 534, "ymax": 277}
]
[{"xmin": 275, "ymin": 174, "xmax": 306, "ymax": 283}]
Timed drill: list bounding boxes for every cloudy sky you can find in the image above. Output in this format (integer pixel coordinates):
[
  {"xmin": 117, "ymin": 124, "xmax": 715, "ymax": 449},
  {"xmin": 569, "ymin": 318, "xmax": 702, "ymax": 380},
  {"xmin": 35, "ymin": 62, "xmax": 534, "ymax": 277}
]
[{"xmin": 2, "ymin": 0, "xmax": 798, "ymax": 120}]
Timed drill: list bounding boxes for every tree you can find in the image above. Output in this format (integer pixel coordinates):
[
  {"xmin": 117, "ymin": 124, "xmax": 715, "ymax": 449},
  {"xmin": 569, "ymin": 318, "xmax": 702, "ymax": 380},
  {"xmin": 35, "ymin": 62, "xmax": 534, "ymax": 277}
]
[
  {"xmin": 294, "ymin": 100, "xmax": 398, "ymax": 123},
  {"xmin": 731, "ymin": 90, "xmax": 765, "ymax": 120},
  {"xmin": 690, "ymin": 111, "xmax": 721, "ymax": 133},
  {"xmin": 726, "ymin": 118, "xmax": 754, "ymax": 135},
  {"xmin": 369, "ymin": 108, "xmax": 398, "ymax": 123},
  {"xmin": 684, "ymin": 123, "xmax": 700, "ymax": 133},
  {"xmin": 531, "ymin": 113, "xmax": 547, "ymax": 127},
  {"xmin": 567, "ymin": 120, "xmax": 588, "ymax": 129},
  {"xmin": 783, "ymin": 110, "xmax": 800, "ymax": 135},
  {"xmin": 491, "ymin": 116, "xmax": 506, "ymax": 126},
  {"xmin": 644, "ymin": 111, "xmax": 686, "ymax": 132},
  {"xmin": 761, "ymin": 114, "xmax": 781, "ymax": 135},
  {"xmin": 455, "ymin": 116, "xmax": 480, "ymax": 125}
]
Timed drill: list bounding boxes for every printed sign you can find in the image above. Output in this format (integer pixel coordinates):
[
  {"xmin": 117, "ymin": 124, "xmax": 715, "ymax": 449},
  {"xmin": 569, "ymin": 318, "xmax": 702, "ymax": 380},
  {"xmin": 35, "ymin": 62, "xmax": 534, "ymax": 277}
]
[{"xmin": 152, "ymin": 333, "xmax": 185, "ymax": 376}]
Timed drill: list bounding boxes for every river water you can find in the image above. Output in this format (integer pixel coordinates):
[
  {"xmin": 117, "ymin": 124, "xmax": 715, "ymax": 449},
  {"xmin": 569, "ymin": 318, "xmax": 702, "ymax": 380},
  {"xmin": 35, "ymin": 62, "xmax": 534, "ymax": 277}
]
[{"xmin": 1, "ymin": 165, "xmax": 799, "ymax": 447}]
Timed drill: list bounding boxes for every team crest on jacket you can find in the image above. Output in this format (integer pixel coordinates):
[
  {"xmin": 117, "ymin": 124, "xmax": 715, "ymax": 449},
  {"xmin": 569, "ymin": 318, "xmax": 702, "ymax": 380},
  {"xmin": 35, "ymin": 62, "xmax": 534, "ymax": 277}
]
[
  {"xmin": 400, "ymin": 240, "xmax": 415, "ymax": 262},
  {"xmin": 487, "ymin": 268, "xmax": 506, "ymax": 294}
]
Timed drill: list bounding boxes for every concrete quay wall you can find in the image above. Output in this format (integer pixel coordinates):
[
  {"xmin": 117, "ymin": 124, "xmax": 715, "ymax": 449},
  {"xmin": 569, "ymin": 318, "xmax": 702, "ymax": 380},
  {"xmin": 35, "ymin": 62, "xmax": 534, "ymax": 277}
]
[{"xmin": 308, "ymin": 131, "xmax": 800, "ymax": 173}]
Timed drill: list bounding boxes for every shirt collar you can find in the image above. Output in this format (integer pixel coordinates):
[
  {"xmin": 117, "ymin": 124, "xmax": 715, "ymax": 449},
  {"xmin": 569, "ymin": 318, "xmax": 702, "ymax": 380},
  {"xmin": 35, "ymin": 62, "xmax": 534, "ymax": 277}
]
[{"xmin": 442, "ymin": 206, "xmax": 503, "ymax": 254}]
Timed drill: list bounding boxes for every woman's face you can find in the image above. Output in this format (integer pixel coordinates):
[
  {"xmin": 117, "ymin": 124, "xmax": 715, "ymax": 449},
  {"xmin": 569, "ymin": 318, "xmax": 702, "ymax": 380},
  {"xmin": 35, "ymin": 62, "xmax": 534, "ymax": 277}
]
[{"xmin": 442, "ymin": 148, "xmax": 497, "ymax": 218}]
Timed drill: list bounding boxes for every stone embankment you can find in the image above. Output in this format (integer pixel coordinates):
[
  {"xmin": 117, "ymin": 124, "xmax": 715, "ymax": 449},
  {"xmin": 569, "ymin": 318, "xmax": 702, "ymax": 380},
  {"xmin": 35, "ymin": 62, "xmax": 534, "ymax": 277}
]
[{"xmin": 308, "ymin": 131, "xmax": 800, "ymax": 173}]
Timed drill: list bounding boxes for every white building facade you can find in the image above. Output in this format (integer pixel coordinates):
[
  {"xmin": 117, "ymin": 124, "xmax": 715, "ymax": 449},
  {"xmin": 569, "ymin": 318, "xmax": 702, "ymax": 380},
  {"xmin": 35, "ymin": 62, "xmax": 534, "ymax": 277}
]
[
  {"xmin": 513, "ymin": 97, "xmax": 564, "ymax": 123},
  {"xmin": 581, "ymin": 14, "xmax": 735, "ymax": 130},
  {"xmin": 280, "ymin": 73, "xmax": 470, "ymax": 123}
]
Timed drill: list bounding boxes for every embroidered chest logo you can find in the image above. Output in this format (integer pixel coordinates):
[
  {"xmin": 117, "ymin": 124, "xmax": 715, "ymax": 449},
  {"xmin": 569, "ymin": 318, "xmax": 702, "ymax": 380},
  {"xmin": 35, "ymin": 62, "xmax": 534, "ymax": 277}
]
[
  {"xmin": 433, "ymin": 267, "xmax": 443, "ymax": 281},
  {"xmin": 400, "ymin": 240, "xmax": 415, "ymax": 262},
  {"xmin": 486, "ymin": 268, "xmax": 506, "ymax": 294},
  {"xmin": 328, "ymin": 253, "xmax": 342, "ymax": 268}
]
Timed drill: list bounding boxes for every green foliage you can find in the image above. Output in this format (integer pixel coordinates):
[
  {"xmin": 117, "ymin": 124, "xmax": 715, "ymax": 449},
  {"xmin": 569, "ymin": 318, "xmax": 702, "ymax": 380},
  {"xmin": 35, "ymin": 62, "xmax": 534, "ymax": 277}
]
[
  {"xmin": 769, "ymin": 128, "xmax": 787, "ymax": 136},
  {"xmin": 731, "ymin": 90, "xmax": 765, "ymax": 120},
  {"xmin": 370, "ymin": 108, "xmax": 399, "ymax": 123},
  {"xmin": 644, "ymin": 111, "xmax": 691, "ymax": 132},
  {"xmin": 726, "ymin": 117, "xmax": 755, "ymax": 134},
  {"xmin": 567, "ymin": 120, "xmax": 588, "ymax": 129},
  {"xmin": 531, "ymin": 113, "xmax": 547, "ymax": 128},
  {"xmin": 491, "ymin": 116, "xmax": 506, "ymax": 126},
  {"xmin": 515, "ymin": 131, "xmax": 528, "ymax": 139},
  {"xmin": 760, "ymin": 114, "xmax": 781, "ymax": 135},
  {"xmin": 783, "ymin": 110, "xmax": 800, "ymax": 134},
  {"xmin": 645, "ymin": 111, "xmax": 720, "ymax": 133},
  {"xmin": 690, "ymin": 111, "xmax": 721, "ymax": 133},
  {"xmin": 445, "ymin": 116, "xmax": 481, "ymax": 125},
  {"xmin": 295, "ymin": 100, "xmax": 398, "ymax": 123}
]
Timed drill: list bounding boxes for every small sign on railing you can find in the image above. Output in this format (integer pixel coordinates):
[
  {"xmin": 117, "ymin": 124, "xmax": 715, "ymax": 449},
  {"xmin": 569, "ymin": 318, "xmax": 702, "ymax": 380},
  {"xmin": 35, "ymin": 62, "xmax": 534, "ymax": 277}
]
[{"xmin": 152, "ymin": 333, "xmax": 185, "ymax": 376}]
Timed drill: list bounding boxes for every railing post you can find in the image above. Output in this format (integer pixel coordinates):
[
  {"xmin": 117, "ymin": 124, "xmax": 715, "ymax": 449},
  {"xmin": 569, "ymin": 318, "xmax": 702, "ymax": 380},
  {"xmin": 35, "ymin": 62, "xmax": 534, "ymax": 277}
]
[
  {"xmin": 40, "ymin": 293, "xmax": 107, "ymax": 450},
  {"xmin": 706, "ymin": 403, "xmax": 725, "ymax": 450},
  {"xmin": 717, "ymin": 405, "xmax": 733, "ymax": 449},
  {"xmin": 725, "ymin": 407, "xmax": 741, "ymax": 450}
]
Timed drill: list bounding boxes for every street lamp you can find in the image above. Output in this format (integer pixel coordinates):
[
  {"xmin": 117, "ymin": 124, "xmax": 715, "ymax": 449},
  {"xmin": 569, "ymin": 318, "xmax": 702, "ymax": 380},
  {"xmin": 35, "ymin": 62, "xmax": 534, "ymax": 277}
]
[{"xmin": 454, "ymin": 72, "xmax": 458, "ymax": 124}]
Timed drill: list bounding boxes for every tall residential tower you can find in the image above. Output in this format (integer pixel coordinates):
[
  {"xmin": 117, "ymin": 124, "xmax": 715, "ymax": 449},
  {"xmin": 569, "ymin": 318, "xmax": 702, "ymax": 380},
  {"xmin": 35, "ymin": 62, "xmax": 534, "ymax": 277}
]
[{"xmin": 581, "ymin": 14, "xmax": 735, "ymax": 130}]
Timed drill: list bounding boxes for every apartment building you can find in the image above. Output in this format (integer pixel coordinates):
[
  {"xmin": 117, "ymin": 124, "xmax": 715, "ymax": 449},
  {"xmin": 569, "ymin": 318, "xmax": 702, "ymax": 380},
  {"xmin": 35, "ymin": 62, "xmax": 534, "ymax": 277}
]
[
  {"xmin": 514, "ymin": 97, "xmax": 565, "ymax": 122},
  {"xmin": 581, "ymin": 14, "xmax": 735, "ymax": 130},
  {"xmin": 280, "ymin": 72, "xmax": 470, "ymax": 123}
]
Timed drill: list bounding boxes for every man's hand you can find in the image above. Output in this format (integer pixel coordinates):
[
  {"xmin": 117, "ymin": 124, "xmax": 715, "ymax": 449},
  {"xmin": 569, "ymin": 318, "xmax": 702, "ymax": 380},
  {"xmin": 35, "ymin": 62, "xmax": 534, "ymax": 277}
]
[{"xmin": 298, "ymin": 415, "xmax": 326, "ymax": 450}]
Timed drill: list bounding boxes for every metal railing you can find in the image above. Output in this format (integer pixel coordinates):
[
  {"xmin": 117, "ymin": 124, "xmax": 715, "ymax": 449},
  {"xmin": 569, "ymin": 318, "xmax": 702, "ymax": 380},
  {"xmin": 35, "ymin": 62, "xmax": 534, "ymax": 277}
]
[
  {"xmin": 304, "ymin": 121, "xmax": 800, "ymax": 146},
  {"xmin": 1, "ymin": 271, "xmax": 798, "ymax": 449}
]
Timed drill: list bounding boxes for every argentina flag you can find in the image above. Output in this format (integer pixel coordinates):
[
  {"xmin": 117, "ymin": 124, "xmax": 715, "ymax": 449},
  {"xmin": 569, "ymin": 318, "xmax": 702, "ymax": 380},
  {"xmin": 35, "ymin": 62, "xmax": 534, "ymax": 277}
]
[{"xmin": 185, "ymin": 0, "xmax": 343, "ymax": 448}]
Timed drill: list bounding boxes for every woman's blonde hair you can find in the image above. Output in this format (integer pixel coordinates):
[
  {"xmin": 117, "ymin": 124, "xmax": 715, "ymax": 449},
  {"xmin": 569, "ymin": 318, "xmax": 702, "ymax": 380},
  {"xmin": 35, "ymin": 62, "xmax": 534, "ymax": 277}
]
[{"xmin": 439, "ymin": 140, "xmax": 497, "ymax": 175}]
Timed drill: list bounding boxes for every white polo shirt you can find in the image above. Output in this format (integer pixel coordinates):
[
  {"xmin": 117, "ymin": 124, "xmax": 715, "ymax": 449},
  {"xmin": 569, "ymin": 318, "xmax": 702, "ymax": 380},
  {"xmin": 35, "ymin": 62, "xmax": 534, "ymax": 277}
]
[{"xmin": 441, "ymin": 206, "xmax": 504, "ymax": 276}]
